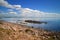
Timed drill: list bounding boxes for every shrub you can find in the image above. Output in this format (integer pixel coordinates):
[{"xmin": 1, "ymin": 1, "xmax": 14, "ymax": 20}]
[{"xmin": 0, "ymin": 22, "xmax": 3, "ymax": 24}]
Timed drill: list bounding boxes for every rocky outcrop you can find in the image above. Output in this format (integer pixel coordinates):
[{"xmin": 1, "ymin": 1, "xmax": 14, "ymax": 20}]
[{"xmin": 0, "ymin": 20, "xmax": 60, "ymax": 40}]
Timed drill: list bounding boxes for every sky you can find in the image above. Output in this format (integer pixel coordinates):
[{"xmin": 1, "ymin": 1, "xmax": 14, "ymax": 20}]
[{"xmin": 0, "ymin": 0, "xmax": 60, "ymax": 18}]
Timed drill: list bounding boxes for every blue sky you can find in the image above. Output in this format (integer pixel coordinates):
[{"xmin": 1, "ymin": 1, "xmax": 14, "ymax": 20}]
[
  {"xmin": 6, "ymin": 0, "xmax": 60, "ymax": 13},
  {"xmin": 0, "ymin": 0, "xmax": 60, "ymax": 18}
]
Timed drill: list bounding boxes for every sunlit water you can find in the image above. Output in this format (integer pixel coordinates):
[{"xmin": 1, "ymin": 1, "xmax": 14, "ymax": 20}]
[{"xmin": 0, "ymin": 17, "xmax": 60, "ymax": 32}]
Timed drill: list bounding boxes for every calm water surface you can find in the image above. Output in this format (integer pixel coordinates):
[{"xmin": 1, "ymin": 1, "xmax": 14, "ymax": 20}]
[{"xmin": 0, "ymin": 17, "xmax": 60, "ymax": 32}]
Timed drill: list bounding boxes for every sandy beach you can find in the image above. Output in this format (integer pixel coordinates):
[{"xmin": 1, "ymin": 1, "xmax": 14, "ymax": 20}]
[{"xmin": 0, "ymin": 20, "xmax": 60, "ymax": 40}]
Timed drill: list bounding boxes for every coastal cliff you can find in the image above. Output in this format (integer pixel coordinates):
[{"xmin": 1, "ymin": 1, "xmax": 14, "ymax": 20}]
[{"xmin": 0, "ymin": 20, "xmax": 60, "ymax": 40}]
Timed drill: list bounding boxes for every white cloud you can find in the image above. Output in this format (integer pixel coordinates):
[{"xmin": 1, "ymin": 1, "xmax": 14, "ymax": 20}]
[
  {"xmin": 9, "ymin": 12, "xmax": 17, "ymax": 14},
  {"xmin": 0, "ymin": 0, "xmax": 21, "ymax": 9},
  {"xmin": 0, "ymin": 0, "xmax": 60, "ymax": 18},
  {"xmin": 20, "ymin": 8, "xmax": 60, "ymax": 18},
  {"xmin": 13, "ymin": 5, "xmax": 21, "ymax": 8},
  {"xmin": 0, "ymin": 0, "xmax": 13, "ymax": 8},
  {"xmin": 20, "ymin": 8, "xmax": 41, "ymax": 17},
  {"xmin": 13, "ymin": 5, "xmax": 21, "ymax": 10}
]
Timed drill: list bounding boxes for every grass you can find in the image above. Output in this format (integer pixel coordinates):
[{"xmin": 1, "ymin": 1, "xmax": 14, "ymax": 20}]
[
  {"xmin": 0, "ymin": 28, "xmax": 12, "ymax": 35},
  {"xmin": 0, "ymin": 28, "xmax": 4, "ymax": 31}
]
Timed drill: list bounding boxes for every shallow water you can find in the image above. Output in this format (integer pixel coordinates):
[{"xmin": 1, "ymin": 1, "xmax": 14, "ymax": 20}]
[{"xmin": 0, "ymin": 17, "xmax": 60, "ymax": 32}]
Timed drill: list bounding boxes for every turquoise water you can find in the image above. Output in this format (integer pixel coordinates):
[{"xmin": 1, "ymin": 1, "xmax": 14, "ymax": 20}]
[{"xmin": 0, "ymin": 17, "xmax": 60, "ymax": 32}]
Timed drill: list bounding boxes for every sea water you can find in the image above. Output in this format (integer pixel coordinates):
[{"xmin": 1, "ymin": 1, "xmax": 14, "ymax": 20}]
[{"xmin": 0, "ymin": 17, "xmax": 60, "ymax": 32}]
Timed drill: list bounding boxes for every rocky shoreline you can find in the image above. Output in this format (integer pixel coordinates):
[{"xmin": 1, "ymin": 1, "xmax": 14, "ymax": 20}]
[{"xmin": 0, "ymin": 20, "xmax": 60, "ymax": 40}]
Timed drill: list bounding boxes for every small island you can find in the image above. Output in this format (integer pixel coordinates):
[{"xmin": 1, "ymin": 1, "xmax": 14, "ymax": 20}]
[{"xmin": 25, "ymin": 20, "xmax": 47, "ymax": 24}]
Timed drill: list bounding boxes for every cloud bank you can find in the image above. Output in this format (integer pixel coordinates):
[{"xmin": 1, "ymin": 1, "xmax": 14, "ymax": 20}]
[{"xmin": 0, "ymin": 0, "xmax": 60, "ymax": 18}]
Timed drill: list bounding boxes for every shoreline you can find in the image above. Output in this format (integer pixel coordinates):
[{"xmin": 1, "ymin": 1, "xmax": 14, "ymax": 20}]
[
  {"xmin": 0, "ymin": 20, "xmax": 60, "ymax": 40},
  {"xmin": 0, "ymin": 20, "xmax": 60, "ymax": 32}
]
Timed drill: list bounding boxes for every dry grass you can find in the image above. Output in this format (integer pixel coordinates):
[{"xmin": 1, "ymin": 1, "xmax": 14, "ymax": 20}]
[{"xmin": 0, "ymin": 20, "xmax": 60, "ymax": 40}]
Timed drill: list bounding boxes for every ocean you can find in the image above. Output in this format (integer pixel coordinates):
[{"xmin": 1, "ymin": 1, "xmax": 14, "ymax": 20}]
[{"xmin": 0, "ymin": 17, "xmax": 60, "ymax": 32}]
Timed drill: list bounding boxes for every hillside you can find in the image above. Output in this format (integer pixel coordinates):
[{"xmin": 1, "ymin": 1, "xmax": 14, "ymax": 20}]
[{"xmin": 0, "ymin": 20, "xmax": 60, "ymax": 40}]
